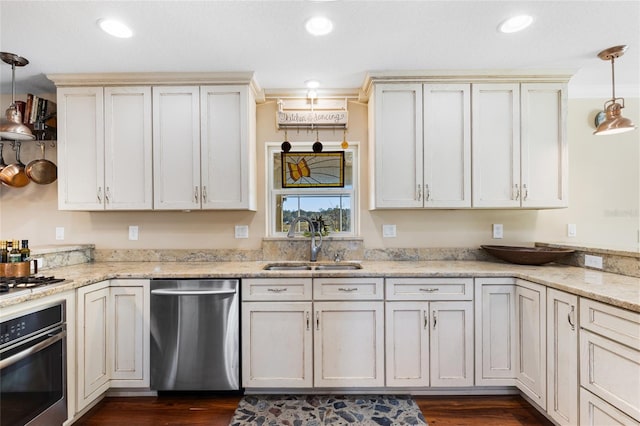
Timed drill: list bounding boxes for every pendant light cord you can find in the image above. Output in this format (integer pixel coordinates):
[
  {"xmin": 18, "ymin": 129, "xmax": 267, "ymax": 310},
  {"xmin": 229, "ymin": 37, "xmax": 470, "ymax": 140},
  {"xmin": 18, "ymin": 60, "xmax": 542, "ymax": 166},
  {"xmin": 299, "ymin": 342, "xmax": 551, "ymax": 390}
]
[{"xmin": 610, "ymin": 56, "xmax": 616, "ymax": 101}]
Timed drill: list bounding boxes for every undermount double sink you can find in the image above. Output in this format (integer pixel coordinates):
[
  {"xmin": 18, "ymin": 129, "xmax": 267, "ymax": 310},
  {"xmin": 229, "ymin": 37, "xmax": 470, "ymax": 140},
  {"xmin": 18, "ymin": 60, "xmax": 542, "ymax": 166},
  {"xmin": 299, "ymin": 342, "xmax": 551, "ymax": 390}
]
[{"xmin": 263, "ymin": 262, "xmax": 363, "ymax": 271}]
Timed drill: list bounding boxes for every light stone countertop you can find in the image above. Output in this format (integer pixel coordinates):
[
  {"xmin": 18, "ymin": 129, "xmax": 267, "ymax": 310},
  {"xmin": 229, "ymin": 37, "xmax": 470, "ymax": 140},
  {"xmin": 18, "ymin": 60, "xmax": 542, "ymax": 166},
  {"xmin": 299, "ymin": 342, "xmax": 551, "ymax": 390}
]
[{"xmin": 2, "ymin": 260, "xmax": 638, "ymax": 312}]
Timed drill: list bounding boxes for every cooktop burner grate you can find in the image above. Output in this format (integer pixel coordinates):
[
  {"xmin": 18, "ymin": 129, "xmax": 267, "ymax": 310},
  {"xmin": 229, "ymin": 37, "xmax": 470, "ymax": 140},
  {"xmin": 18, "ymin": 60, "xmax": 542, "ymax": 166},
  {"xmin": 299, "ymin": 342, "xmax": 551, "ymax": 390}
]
[{"xmin": 0, "ymin": 276, "xmax": 66, "ymax": 292}]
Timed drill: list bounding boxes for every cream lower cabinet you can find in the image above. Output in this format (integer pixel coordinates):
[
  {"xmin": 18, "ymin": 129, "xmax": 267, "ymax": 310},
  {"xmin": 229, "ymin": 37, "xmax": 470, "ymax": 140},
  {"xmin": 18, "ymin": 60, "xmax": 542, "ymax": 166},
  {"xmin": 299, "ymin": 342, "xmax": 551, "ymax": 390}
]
[
  {"xmin": 515, "ymin": 279, "xmax": 547, "ymax": 410},
  {"xmin": 76, "ymin": 279, "xmax": 150, "ymax": 414},
  {"xmin": 386, "ymin": 278, "xmax": 474, "ymax": 387},
  {"xmin": 580, "ymin": 298, "xmax": 640, "ymax": 424},
  {"xmin": 546, "ymin": 288, "xmax": 578, "ymax": 426}
]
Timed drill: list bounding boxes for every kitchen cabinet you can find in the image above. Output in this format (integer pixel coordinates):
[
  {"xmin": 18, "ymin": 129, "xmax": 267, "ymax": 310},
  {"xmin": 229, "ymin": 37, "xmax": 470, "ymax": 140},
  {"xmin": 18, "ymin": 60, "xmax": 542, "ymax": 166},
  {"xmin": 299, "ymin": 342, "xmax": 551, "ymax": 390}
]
[
  {"xmin": 515, "ymin": 279, "xmax": 547, "ymax": 410},
  {"xmin": 580, "ymin": 298, "xmax": 640, "ymax": 423},
  {"xmin": 580, "ymin": 388, "xmax": 640, "ymax": 426},
  {"xmin": 474, "ymin": 278, "xmax": 517, "ymax": 386},
  {"xmin": 109, "ymin": 279, "xmax": 150, "ymax": 388},
  {"xmin": 546, "ymin": 288, "xmax": 578, "ymax": 426},
  {"xmin": 369, "ymin": 83, "xmax": 471, "ymax": 208},
  {"xmin": 57, "ymin": 86, "xmax": 152, "ymax": 210},
  {"xmin": 314, "ymin": 300, "xmax": 385, "ymax": 387},
  {"xmin": 241, "ymin": 278, "xmax": 313, "ymax": 388},
  {"xmin": 472, "ymin": 82, "xmax": 567, "ymax": 208},
  {"xmin": 386, "ymin": 278, "xmax": 474, "ymax": 387},
  {"xmin": 153, "ymin": 85, "xmax": 256, "ymax": 210},
  {"xmin": 76, "ymin": 281, "xmax": 110, "ymax": 412}
]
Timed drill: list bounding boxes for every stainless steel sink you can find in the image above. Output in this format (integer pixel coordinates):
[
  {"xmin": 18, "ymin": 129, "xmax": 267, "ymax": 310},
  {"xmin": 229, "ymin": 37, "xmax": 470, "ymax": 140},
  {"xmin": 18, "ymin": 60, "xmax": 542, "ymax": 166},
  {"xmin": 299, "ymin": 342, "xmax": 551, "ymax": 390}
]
[
  {"xmin": 314, "ymin": 263, "xmax": 362, "ymax": 270},
  {"xmin": 262, "ymin": 262, "xmax": 362, "ymax": 271},
  {"xmin": 262, "ymin": 263, "xmax": 313, "ymax": 270}
]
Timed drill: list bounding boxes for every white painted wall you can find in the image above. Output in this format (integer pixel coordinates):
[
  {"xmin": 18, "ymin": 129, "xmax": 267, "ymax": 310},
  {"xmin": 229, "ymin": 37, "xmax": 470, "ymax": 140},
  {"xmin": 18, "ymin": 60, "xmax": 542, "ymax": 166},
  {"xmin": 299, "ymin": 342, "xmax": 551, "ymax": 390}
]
[{"xmin": 0, "ymin": 94, "xmax": 637, "ymax": 251}]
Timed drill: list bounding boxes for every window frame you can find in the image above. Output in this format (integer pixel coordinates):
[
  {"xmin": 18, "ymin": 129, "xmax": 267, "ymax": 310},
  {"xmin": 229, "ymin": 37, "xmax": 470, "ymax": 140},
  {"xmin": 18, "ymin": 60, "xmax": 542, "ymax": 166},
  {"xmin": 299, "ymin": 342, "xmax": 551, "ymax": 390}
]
[{"xmin": 266, "ymin": 141, "xmax": 359, "ymax": 237}]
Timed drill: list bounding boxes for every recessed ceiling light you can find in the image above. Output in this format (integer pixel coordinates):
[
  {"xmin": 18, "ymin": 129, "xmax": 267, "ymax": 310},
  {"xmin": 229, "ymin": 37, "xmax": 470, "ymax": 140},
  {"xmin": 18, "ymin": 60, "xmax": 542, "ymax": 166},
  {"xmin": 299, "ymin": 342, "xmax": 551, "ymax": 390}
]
[
  {"xmin": 97, "ymin": 18, "xmax": 133, "ymax": 38},
  {"xmin": 305, "ymin": 80, "xmax": 320, "ymax": 89},
  {"xmin": 305, "ymin": 16, "xmax": 333, "ymax": 36},
  {"xmin": 498, "ymin": 14, "xmax": 533, "ymax": 33}
]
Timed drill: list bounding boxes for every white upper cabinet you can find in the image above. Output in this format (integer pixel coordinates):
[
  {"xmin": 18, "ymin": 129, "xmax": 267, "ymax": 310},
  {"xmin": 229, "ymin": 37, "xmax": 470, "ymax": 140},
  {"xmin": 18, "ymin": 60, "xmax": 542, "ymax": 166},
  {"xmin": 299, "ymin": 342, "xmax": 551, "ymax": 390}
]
[
  {"xmin": 57, "ymin": 87, "xmax": 105, "ymax": 210},
  {"xmin": 200, "ymin": 85, "xmax": 256, "ymax": 210},
  {"xmin": 370, "ymin": 83, "xmax": 471, "ymax": 208},
  {"xmin": 152, "ymin": 86, "xmax": 201, "ymax": 210},
  {"xmin": 472, "ymin": 82, "xmax": 567, "ymax": 208},
  {"xmin": 104, "ymin": 87, "xmax": 153, "ymax": 210},
  {"xmin": 472, "ymin": 83, "xmax": 521, "ymax": 208}
]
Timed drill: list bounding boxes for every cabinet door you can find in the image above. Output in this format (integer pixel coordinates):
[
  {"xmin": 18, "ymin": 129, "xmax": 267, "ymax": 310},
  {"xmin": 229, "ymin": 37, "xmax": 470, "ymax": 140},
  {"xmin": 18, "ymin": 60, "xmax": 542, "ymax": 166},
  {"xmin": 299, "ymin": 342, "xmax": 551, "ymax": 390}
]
[
  {"xmin": 242, "ymin": 302, "xmax": 313, "ymax": 388},
  {"xmin": 430, "ymin": 301, "xmax": 474, "ymax": 387},
  {"xmin": 200, "ymin": 85, "xmax": 256, "ymax": 210},
  {"xmin": 109, "ymin": 280, "xmax": 150, "ymax": 387},
  {"xmin": 104, "ymin": 87, "xmax": 153, "ymax": 210},
  {"xmin": 516, "ymin": 280, "xmax": 547, "ymax": 409},
  {"xmin": 76, "ymin": 282, "xmax": 110, "ymax": 412},
  {"xmin": 521, "ymin": 83, "xmax": 568, "ymax": 208},
  {"xmin": 546, "ymin": 288, "xmax": 578, "ymax": 426},
  {"xmin": 371, "ymin": 83, "xmax": 423, "ymax": 208},
  {"xmin": 423, "ymin": 84, "xmax": 471, "ymax": 207},
  {"xmin": 385, "ymin": 302, "xmax": 430, "ymax": 387},
  {"xmin": 472, "ymin": 83, "xmax": 521, "ymax": 207},
  {"xmin": 152, "ymin": 86, "xmax": 201, "ymax": 210},
  {"xmin": 314, "ymin": 301, "xmax": 384, "ymax": 387},
  {"xmin": 57, "ymin": 87, "xmax": 104, "ymax": 210},
  {"xmin": 475, "ymin": 279, "xmax": 516, "ymax": 386}
]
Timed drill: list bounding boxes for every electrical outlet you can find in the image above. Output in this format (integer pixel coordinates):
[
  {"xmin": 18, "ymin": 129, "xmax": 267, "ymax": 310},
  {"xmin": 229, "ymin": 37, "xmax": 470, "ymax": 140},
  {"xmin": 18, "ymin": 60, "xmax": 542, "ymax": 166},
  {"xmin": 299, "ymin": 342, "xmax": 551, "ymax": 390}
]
[
  {"xmin": 235, "ymin": 225, "xmax": 249, "ymax": 239},
  {"xmin": 492, "ymin": 224, "xmax": 503, "ymax": 239},
  {"xmin": 584, "ymin": 254, "xmax": 603, "ymax": 269},
  {"xmin": 567, "ymin": 224, "xmax": 577, "ymax": 237},
  {"xmin": 55, "ymin": 227, "xmax": 64, "ymax": 240},
  {"xmin": 128, "ymin": 226, "xmax": 139, "ymax": 241},
  {"xmin": 382, "ymin": 224, "xmax": 397, "ymax": 238}
]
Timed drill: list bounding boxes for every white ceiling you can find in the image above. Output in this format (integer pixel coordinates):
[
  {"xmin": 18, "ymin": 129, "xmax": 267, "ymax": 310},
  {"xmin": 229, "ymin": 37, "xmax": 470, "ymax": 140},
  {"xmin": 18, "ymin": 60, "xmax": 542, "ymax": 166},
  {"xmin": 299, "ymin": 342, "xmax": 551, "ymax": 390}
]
[{"xmin": 1, "ymin": 1, "xmax": 639, "ymax": 99}]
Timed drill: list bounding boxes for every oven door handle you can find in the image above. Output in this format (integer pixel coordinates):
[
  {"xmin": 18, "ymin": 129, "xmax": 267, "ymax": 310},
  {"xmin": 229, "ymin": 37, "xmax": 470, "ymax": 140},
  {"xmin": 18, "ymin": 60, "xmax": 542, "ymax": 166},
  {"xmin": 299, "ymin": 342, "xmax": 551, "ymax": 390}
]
[
  {"xmin": 0, "ymin": 330, "xmax": 66, "ymax": 370},
  {"xmin": 151, "ymin": 289, "xmax": 236, "ymax": 296}
]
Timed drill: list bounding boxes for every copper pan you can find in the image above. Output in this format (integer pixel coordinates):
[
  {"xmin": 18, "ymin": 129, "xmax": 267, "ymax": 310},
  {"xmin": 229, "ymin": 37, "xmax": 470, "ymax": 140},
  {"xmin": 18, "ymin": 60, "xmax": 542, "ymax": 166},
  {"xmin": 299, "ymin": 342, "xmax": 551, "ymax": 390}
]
[
  {"xmin": 0, "ymin": 142, "xmax": 30, "ymax": 187},
  {"xmin": 26, "ymin": 142, "xmax": 57, "ymax": 184},
  {"xmin": 0, "ymin": 142, "xmax": 7, "ymax": 171}
]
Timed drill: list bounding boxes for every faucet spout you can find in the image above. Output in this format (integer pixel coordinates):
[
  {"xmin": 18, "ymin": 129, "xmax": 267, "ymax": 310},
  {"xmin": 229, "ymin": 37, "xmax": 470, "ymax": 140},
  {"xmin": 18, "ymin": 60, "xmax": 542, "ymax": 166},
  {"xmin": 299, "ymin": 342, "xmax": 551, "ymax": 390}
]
[{"xmin": 287, "ymin": 216, "xmax": 322, "ymax": 262}]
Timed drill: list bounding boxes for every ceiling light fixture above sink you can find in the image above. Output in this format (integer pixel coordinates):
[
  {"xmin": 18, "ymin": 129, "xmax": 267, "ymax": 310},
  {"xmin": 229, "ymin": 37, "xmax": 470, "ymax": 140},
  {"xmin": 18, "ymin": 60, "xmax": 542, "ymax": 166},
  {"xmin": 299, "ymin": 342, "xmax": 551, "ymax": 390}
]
[
  {"xmin": 305, "ymin": 16, "xmax": 333, "ymax": 36},
  {"xmin": 498, "ymin": 14, "xmax": 533, "ymax": 33},
  {"xmin": 97, "ymin": 18, "xmax": 133, "ymax": 38}
]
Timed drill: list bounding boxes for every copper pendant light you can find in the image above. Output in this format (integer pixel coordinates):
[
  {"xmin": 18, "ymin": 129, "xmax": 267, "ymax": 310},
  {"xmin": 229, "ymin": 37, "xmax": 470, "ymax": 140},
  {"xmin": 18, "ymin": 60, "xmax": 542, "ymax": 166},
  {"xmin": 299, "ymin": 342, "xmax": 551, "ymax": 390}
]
[
  {"xmin": 593, "ymin": 45, "xmax": 637, "ymax": 136},
  {"xmin": 0, "ymin": 52, "xmax": 35, "ymax": 141}
]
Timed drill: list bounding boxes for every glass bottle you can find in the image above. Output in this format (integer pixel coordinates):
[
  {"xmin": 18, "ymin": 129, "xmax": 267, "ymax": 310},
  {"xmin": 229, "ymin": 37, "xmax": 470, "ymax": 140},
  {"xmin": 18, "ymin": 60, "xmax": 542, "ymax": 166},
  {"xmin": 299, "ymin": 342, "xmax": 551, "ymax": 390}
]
[
  {"xmin": 9, "ymin": 240, "xmax": 22, "ymax": 263},
  {"xmin": 0, "ymin": 241, "xmax": 7, "ymax": 263},
  {"xmin": 21, "ymin": 240, "xmax": 30, "ymax": 261}
]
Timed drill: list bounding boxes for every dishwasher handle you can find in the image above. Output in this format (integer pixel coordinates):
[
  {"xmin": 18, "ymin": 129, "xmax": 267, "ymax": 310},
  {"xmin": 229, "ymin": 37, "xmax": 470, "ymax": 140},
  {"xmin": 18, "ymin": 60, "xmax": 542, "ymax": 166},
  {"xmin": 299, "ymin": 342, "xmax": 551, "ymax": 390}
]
[{"xmin": 151, "ymin": 289, "xmax": 236, "ymax": 296}]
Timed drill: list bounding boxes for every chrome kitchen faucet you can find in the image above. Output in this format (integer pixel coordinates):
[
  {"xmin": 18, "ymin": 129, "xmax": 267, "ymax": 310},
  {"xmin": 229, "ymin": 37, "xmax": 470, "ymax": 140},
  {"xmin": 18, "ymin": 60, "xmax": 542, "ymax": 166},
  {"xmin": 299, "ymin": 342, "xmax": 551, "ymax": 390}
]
[{"xmin": 287, "ymin": 216, "xmax": 322, "ymax": 262}]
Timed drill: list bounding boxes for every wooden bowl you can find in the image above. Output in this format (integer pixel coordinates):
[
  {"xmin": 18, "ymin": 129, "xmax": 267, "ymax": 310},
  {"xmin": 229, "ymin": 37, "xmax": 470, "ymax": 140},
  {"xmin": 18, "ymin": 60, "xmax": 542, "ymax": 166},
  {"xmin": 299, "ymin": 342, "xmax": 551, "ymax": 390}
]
[{"xmin": 481, "ymin": 245, "xmax": 575, "ymax": 265}]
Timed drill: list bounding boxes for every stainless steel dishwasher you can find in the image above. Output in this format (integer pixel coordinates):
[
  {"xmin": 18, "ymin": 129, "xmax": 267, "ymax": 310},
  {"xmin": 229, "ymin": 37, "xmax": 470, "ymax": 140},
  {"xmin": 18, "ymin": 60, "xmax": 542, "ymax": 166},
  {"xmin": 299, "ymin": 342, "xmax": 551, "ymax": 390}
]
[{"xmin": 150, "ymin": 279, "xmax": 239, "ymax": 391}]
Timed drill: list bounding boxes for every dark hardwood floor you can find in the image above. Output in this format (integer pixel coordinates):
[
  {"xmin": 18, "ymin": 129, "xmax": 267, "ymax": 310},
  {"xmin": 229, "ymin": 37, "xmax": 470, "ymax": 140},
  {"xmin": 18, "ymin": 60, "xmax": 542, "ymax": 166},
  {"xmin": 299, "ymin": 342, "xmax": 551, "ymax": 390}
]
[{"xmin": 75, "ymin": 394, "xmax": 553, "ymax": 425}]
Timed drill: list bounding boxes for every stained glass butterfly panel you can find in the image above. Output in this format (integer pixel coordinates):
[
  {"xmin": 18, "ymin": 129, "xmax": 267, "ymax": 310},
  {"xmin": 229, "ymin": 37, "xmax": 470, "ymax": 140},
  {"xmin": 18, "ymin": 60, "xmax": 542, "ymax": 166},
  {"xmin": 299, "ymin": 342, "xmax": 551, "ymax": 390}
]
[{"xmin": 281, "ymin": 151, "xmax": 345, "ymax": 188}]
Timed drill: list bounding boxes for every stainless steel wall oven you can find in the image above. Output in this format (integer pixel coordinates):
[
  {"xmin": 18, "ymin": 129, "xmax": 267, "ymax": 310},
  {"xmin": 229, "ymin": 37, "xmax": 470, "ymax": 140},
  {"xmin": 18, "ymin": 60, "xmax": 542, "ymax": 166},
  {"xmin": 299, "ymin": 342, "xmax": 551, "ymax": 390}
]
[{"xmin": 0, "ymin": 301, "xmax": 67, "ymax": 426}]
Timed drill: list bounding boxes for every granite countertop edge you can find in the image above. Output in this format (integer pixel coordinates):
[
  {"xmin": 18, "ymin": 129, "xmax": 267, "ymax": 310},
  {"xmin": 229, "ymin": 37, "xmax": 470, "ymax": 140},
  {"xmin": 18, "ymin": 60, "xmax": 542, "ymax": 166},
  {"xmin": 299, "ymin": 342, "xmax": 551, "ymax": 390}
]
[{"xmin": 2, "ymin": 260, "xmax": 638, "ymax": 312}]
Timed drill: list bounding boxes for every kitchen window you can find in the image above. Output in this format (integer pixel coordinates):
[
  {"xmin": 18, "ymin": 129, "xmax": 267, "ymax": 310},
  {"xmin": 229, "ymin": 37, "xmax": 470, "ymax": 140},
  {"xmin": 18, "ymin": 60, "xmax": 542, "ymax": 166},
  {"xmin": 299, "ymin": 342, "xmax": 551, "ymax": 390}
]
[{"xmin": 267, "ymin": 142, "xmax": 358, "ymax": 236}]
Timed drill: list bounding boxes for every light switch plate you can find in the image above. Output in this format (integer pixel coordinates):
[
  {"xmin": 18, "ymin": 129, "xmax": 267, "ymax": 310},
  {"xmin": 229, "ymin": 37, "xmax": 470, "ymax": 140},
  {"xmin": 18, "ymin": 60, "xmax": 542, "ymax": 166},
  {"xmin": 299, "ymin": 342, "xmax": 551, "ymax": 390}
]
[
  {"xmin": 567, "ymin": 223, "xmax": 577, "ymax": 237},
  {"xmin": 492, "ymin": 224, "xmax": 503, "ymax": 239},
  {"xmin": 235, "ymin": 225, "xmax": 249, "ymax": 239},
  {"xmin": 55, "ymin": 227, "xmax": 64, "ymax": 240},
  {"xmin": 382, "ymin": 224, "xmax": 397, "ymax": 238},
  {"xmin": 128, "ymin": 226, "xmax": 139, "ymax": 241}
]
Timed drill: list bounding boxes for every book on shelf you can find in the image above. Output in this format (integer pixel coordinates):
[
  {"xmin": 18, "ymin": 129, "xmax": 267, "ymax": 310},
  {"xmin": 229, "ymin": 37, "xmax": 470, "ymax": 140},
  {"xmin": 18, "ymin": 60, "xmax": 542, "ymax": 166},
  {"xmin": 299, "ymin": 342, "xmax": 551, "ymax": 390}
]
[{"xmin": 21, "ymin": 93, "xmax": 56, "ymax": 126}]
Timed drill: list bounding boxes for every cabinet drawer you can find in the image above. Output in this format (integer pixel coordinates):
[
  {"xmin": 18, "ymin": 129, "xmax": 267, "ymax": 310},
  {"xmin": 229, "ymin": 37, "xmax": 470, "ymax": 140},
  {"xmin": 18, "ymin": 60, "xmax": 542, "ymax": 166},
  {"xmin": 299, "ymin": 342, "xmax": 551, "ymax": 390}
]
[
  {"xmin": 580, "ymin": 329, "xmax": 640, "ymax": 421},
  {"xmin": 580, "ymin": 388, "xmax": 640, "ymax": 426},
  {"xmin": 313, "ymin": 278, "xmax": 384, "ymax": 300},
  {"xmin": 580, "ymin": 298, "xmax": 640, "ymax": 350},
  {"xmin": 386, "ymin": 278, "xmax": 473, "ymax": 300},
  {"xmin": 242, "ymin": 278, "xmax": 312, "ymax": 301}
]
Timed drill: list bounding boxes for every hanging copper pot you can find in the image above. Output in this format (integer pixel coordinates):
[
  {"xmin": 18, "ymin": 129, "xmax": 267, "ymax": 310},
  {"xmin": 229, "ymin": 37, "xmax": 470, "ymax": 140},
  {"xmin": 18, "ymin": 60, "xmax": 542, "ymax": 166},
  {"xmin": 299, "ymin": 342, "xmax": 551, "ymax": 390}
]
[
  {"xmin": 0, "ymin": 142, "xmax": 30, "ymax": 187},
  {"xmin": 26, "ymin": 142, "xmax": 57, "ymax": 184}
]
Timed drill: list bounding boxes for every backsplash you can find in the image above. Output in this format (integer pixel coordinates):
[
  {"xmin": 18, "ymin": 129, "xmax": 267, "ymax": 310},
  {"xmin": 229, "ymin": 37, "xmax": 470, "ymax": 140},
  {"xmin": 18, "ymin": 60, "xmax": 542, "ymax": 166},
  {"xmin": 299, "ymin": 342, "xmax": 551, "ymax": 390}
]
[{"xmin": 33, "ymin": 240, "xmax": 639, "ymax": 278}]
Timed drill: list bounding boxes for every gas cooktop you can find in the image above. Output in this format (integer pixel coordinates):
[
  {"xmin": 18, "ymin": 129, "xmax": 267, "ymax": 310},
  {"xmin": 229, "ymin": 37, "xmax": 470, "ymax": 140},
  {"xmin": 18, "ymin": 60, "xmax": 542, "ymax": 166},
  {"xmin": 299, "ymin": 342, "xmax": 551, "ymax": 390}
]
[{"xmin": 0, "ymin": 276, "xmax": 66, "ymax": 293}]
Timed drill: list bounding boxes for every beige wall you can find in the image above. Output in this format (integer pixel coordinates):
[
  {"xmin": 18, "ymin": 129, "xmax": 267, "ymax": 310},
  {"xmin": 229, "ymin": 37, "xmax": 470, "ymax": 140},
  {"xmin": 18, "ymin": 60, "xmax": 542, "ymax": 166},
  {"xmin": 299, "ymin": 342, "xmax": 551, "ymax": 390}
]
[{"xmin": 0, "ymin": 93, "xmax": 638, "ymax": 252}]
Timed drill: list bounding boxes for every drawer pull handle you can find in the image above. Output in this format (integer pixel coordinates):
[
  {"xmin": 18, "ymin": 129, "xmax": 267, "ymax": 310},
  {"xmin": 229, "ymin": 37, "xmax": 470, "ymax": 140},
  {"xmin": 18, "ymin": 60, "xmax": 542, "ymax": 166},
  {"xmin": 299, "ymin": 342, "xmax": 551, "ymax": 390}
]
[
  {"xmin": 316, "ymin": 312, "xmax": 320, "ymax": 330},
  {"xmin": 267, "ymin": 288, "xmax": 288, "ymax": 293},
  {"xmin": 419, "ymin": 288, "xmax": 439, "ymax": 292},
  {"xmin": 338, "ymin": 287, "xmax": 358, "ymax": 292},
  {"xmin": 433, "ymin": 312, "xmax": 437, "ymax": 329},
  {"xmin": 568, "ymin": 305, "xmax": 576, "ymax": 331},
  {"xmin": 424, "ymin": 310, "xmax": 428, "ymax": 329},
  {"xmin": 306, "ymin": 312, "xmax": 310, "ymax": 330}
]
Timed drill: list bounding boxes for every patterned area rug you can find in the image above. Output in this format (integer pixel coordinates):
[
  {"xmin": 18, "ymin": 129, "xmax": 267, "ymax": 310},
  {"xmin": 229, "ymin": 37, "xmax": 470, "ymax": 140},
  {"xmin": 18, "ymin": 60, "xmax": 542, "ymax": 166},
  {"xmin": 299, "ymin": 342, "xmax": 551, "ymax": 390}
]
[{"xmin": 229, "ymin": 395, "xmax": 428, "ymax": 425}]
